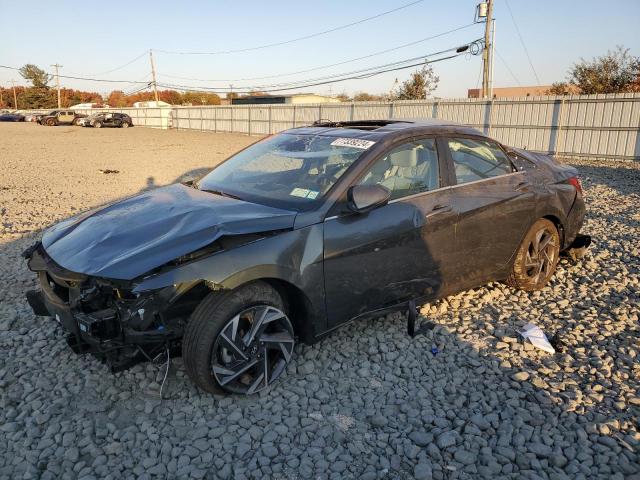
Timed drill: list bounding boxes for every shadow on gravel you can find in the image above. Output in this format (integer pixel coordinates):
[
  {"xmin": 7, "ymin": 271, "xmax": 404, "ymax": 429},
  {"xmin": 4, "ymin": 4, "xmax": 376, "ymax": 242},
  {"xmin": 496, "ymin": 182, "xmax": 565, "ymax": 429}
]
[{"xmin": 1, "ymin": 165, "xmax": 639, "ymax": 479}]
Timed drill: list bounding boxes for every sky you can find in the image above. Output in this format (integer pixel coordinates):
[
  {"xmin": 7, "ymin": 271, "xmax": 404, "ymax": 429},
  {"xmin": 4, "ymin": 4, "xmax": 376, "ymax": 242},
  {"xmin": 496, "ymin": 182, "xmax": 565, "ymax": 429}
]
[{"xmin": 1, "ymin": 0, "xmax": 639, "ymax": 99}]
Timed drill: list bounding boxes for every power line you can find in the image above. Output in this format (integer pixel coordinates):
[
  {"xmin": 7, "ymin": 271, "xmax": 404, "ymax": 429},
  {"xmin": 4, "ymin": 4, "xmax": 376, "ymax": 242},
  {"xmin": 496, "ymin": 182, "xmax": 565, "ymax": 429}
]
[
  {"xmin": 494, "ymin": 47, "xmax": 522, "ymax": 86},
  {"xmin": 154, "ymin": 39, "xmax": 482, "ymax": 93},
  {"xmin": 158, "ymin": 54, "xmax": 457, "ymax": 94},
  {"xmin": 158, "ymin": 22, "xmax": 478, "ymax": 83},
  {"xmin": 89, "ymin": 51, "xmax": 149, "ymax": 76},
  {"xmin": 0, "ymin": 65, "xmax": 149, "ymax": 84},
  {"xmin": 157, "ymin": 44, "xmax": 469, "ymax": 92},
  {"xmin": 124, "ymin": 84, "xmax": 151, "ymax": 96},
  {"xmin": 157, "ymin": 43, "xmax": 480, "ymax": 94},
  {"xmin": 155, "ymin": 0, "xmax": 425, "ymax": 55},
  {"xmin": 504, "ymin": 0, "xmax": 540, "ymax": 84}
]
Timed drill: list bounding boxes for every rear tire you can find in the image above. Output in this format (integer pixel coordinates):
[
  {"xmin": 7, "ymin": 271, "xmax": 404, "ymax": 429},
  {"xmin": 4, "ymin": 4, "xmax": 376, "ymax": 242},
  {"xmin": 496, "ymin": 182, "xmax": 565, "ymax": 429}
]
[
  {"xmin": 507, "ymin": 218, "xmax": 560, "ymax": 291},
  {"xmin": 121, "ymin": 122, "xmax": 129, "ymax": 128},
  {"xmin": 46, "ymin": 119, "xmax": 56, "ymax": 126},
  {"xmin": 183, "ymin": 282, "xmax": 295, "ymax": 395},
  {"xmin": 93, "ymin": 121, "xmax": 102, "ymax": 128}
]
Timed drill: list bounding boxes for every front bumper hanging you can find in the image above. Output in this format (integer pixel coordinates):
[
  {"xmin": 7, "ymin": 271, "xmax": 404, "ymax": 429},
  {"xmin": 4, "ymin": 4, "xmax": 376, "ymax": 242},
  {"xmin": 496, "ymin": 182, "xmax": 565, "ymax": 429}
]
[{"xmin": 23, "ymin": 243, "xmax": 182, "ymax": 371}]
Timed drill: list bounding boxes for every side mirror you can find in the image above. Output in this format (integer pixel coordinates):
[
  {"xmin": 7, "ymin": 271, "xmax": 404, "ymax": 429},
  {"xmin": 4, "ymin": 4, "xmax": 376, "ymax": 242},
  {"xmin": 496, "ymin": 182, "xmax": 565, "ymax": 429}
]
[{"xmin": 347, "ymin": 184, "xmax": 391, "ymax": 213}]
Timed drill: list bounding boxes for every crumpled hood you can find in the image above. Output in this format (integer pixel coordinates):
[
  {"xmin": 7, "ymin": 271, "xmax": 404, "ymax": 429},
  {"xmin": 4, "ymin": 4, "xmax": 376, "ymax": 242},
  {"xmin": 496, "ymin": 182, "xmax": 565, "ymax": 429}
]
[{"xmin": 42, "ymin": 183, "xmax": 297, "ymax": 280}]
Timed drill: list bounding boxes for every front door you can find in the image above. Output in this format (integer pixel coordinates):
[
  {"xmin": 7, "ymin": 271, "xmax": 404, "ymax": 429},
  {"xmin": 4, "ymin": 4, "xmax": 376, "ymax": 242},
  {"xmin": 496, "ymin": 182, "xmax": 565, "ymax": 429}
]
[
  {"xmin": 444, "ymin": 136, "xmax": 536, "ymax": 287},
  {"xmin": 323, "ymin": 137, "xmax": 458, "ymax": 328}
]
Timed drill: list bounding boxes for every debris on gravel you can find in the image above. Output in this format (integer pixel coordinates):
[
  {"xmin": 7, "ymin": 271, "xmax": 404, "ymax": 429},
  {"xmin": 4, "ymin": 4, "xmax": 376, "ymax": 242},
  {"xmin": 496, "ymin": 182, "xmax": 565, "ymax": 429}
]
[{"xmin": 0, "ymin": 124, "xmax": 638, "ymax": 479}]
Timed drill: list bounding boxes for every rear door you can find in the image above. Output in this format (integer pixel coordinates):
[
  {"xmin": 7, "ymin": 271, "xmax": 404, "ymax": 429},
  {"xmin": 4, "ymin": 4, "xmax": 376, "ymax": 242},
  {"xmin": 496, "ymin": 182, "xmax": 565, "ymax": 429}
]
[
  {"xmin": 323, "ymin": 136, "xmax": 458, "ymax": 328},
  {"xmin": 444, "ymin": 136, "xmax": 535, "ymax": 286}
]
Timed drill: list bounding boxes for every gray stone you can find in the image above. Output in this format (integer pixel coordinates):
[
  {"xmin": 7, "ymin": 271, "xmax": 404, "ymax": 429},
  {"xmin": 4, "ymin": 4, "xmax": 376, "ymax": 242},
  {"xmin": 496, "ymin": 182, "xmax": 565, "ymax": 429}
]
[
  {"xmin": 409, "ymin": 431, "xmax": 433, "ymax": 447},
  {"xmin": 436, "ymin": 431, "xmax": 458, "ymax": 449},
  {"xmin": 414, "ymin": 462, "xmax": 433, "ymax": 480}
]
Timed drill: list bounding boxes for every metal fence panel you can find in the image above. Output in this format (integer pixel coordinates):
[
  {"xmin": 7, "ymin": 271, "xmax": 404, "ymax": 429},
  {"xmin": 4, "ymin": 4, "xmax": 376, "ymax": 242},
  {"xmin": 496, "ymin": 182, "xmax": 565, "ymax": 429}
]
[{"xmin": 20, "ymin": 93, "xmax": 640, "ymax": 160}]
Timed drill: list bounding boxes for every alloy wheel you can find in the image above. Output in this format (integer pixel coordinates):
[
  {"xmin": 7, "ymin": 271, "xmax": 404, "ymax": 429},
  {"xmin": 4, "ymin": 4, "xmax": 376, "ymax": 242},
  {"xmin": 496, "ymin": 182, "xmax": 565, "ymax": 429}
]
[
  {"xmin": 524, "ymin": 227, "xmax": 558, "ymax": 284},
  {"xmin": 211, "ymin": 305, "xmax": 294, "ymax": 394}
]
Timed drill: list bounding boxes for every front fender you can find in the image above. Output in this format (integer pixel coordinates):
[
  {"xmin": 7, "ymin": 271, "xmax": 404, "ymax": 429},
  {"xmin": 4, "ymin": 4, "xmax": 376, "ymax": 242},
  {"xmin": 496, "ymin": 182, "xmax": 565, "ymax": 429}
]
[{"xmin": 132, "ymin": 223, "xmax": 326, "ymax": 328}]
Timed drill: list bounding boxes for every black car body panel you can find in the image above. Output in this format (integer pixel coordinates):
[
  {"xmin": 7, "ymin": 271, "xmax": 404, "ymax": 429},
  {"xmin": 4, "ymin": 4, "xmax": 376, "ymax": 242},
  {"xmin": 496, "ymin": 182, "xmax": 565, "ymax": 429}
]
[
  {"xmin": 24, "ymin": 119, "xmax": 588, "ymax": 371},
  {"xmin": 42, "ymin": 183, "xmax": 298, "ymax": 280}
]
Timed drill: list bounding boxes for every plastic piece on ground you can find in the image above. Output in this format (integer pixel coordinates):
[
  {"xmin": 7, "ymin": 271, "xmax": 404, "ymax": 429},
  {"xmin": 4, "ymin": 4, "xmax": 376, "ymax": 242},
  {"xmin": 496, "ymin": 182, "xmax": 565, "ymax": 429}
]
[{"xmin": 517, "ymin": 322, "xmax": 555, "ymax": 354}]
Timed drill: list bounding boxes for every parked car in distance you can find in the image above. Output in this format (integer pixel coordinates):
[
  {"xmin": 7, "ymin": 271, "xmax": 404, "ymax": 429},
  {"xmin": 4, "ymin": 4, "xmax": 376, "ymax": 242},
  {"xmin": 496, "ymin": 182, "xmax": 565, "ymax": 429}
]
[
  {"xmin": 80, "ymin": 112, "xmax": 133, "ymax": 128},
  {"xmin": 24, "ymin": 119, "xmax": 590, "ymax": 396},
  {"xmin": 0, "ymin": 112, "xmax": 26, "ymax": 122},
  {"xmin": 24, "ymin": 113, "xmax": 41, "ymax": 122},
  {"xmin": 38, "ymin": 110, "xmax": 87, "ymax": 126}
]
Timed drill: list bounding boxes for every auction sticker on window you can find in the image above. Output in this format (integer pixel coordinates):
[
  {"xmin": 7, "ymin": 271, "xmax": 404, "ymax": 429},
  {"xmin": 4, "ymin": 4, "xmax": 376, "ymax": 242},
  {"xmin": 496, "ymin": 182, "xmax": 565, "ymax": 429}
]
[
  {"xmin": 290, "ymin": 188, "xmax": 320, "ymax": 199},
  {"xmin": 330, "ymin": 138, "xmax": 376, "ymax": 150}
]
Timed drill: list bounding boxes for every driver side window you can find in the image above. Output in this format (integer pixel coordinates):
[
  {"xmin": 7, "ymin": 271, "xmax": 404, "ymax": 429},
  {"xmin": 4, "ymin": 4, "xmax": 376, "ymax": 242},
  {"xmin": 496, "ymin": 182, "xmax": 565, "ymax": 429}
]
[{"xmin": 358, "ymin": 138, "xmax": 439, "ymax": 200}]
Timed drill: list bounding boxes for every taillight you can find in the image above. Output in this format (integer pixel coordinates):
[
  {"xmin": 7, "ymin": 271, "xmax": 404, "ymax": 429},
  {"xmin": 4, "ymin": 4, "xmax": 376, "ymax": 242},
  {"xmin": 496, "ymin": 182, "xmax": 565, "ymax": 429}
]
[{"xmin": 567, "ymin": 176, "xmax": 582, "ymax": 194}]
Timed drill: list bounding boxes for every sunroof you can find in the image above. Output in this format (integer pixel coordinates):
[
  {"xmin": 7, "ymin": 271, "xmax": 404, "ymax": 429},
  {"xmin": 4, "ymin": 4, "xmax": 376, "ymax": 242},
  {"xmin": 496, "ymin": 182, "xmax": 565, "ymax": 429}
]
[{"xmin": 311, "ymin": 120, "xmax": 410, "ymax": 131}]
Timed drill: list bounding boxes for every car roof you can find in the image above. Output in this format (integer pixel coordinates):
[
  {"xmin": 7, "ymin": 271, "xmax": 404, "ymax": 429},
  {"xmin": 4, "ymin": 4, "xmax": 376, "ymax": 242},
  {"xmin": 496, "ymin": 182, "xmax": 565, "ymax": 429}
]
[{"xmin": 285, "ymin": 118, "xmax": 485, "ymax": 140}]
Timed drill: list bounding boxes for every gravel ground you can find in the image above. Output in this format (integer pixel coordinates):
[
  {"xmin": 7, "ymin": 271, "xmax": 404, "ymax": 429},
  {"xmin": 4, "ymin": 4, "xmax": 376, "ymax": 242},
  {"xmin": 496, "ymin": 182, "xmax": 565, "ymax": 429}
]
[{"xmin": 0, "ymin": 123, "xmax": 638, "ymax": 479}]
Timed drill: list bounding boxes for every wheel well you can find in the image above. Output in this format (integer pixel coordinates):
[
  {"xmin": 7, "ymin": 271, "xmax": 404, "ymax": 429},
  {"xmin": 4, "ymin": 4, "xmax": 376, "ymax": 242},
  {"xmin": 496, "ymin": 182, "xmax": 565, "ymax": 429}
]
[
  {"xmin": 170, "ymin": 279, "xmax": 317, "ymax": 344},
  {"xmin": 542, "ymin": 214, "xmax": 565, "ymax": 247},
  {"xmin": 259, "ymin": 278, "xmax": 317, "ymax": 344}
]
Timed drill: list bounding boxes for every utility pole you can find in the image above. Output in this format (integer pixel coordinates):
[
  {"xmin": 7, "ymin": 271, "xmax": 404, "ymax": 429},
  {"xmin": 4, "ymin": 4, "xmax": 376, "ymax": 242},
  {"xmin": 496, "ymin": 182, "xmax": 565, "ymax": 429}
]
[
  {"xmin": 50, "ymin": 63, "xmax": 63, "ymax": 108},
  {"xmin": 489, "ymin": 18, "xmax": 496, "ymax": 99},
  {"xmin": 10, "ymin": 80, "xmax": 18, "ymax": 109},
  {"xmin": 481, "ymin": 0, "xmax": 494, "ymax": 98},
  {"xmin": 149, "ymin": 49, "xmax": 159, "ymax": 102},
  {"xmin": 229, "ymin": 84, "xmax": 234, "ymax": 104}
]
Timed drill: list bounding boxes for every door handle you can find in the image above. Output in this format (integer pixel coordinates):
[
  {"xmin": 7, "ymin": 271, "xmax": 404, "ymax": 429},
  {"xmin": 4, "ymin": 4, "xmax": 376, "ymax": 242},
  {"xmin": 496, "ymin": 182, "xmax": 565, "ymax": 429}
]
[
  {"xmin": 515, "ymin": 181, "xmax": 531, "ymax": 191},
  {"xmin": 425, "ymin": 204, "xmax": 452, "ymax": 218}
]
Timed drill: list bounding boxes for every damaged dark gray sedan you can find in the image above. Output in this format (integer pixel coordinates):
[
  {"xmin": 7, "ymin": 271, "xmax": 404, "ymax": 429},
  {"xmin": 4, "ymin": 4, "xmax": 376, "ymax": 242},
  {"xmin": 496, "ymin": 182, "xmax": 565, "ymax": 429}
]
[{"xmin": 24, "ymin": 119, "xmax": 590, "ymax": 395}]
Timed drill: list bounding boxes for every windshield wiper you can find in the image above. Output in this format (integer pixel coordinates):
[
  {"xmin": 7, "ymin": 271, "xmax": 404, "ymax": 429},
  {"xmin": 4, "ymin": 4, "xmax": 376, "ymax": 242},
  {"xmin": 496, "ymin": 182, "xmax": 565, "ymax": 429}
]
[{"xmin": 201, "ymin": 188, "xmax": 243, "ymax": 201}]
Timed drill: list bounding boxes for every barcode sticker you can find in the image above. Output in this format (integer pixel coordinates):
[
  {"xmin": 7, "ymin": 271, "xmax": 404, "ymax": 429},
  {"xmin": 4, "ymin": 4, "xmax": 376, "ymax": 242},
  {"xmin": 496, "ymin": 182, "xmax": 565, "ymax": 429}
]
[{"xmin": 330, "ymin": 138, "xmax": 376, "ymax": 150}]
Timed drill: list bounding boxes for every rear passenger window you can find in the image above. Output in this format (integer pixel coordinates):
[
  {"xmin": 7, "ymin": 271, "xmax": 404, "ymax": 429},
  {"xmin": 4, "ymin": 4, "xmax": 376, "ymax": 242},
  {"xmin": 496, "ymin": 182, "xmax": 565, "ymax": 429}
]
[{"xmin": 448, "ymin": 138, "xmax": 513, "ymax": 184}]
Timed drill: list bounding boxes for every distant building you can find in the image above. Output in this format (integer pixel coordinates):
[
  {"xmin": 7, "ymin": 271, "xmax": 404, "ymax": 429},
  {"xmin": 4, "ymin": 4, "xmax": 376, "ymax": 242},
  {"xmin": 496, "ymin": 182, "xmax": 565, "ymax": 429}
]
[
  {"xmin": 232, "ymin": 93, "xmax": 341, "ymax": 105},
  {"xmin": 467, "ymin": 85, "xmax": 579, "ymax": 98},
  {"xmin": 132, "ymin": 100, "xmax": 172, "ymax": 108}
]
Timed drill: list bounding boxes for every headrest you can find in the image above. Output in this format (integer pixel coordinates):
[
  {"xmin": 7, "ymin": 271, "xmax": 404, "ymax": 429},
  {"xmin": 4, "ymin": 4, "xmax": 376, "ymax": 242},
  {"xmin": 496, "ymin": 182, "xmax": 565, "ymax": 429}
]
[{"xmin": 389, "ymin": 148, "xmax": 418, "ymax": 167}]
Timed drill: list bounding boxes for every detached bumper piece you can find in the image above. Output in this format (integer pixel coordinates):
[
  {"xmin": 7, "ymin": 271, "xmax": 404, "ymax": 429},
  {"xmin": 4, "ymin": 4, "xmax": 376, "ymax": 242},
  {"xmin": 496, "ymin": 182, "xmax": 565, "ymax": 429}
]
[
  {"xmin": 406, "ymin": 299, "xmax": 435, "ymax": 338},
  {"xmin": 565, "ymin": 233, "xmax": 592, "ymax": 261},
  {"xmin": 23, "ymin": 242, "xmax": 181, "ymax": 373}
]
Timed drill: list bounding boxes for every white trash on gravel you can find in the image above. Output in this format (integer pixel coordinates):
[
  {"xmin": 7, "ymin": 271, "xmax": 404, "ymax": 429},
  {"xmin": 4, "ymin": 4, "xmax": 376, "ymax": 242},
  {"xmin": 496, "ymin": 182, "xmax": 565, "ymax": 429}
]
[{"xmin": 518, "ymin": 322, "xmax": 556, "ymax": 353}]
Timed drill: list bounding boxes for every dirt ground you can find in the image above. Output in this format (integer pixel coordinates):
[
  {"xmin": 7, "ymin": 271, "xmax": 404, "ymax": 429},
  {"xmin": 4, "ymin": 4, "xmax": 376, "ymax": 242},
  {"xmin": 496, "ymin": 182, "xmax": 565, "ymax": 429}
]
[{"xmin": 0, "ymin": 122, "xmax": 258, "ymax": 239}]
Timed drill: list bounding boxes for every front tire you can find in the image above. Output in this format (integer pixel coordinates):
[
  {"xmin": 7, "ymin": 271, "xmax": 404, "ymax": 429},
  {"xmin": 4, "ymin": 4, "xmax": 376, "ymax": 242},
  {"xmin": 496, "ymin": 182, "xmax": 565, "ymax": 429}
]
[
  {"xmin": 121, "ymin": 122, "xmax": 129, "ymax": 128},
  {"xmin": 93, "ymin": 121, "xmax": 102, "ymax": 128},
  {"xmin": 183, "ymin": 282, "xmax": 295, "ymax": 395},
  {"xmin": 507, "ymin": 218, "xmax": 560, "ymax": 291},
  {"xmin": 46, "ymin": 118, "xmax": 56, "ymax": 126}
]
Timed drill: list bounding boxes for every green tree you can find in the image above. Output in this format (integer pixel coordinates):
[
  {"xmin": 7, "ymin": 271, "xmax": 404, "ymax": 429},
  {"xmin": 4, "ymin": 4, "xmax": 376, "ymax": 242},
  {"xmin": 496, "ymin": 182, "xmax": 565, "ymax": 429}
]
[
  {"xmin": 19, "ymin": 64, "xmax": 51, "ymax": 89},
  {"xmin": 567, "ymin": 46, "xmax": 640, "ymax": 94},
  {"xmin": 394, "ymin": 65, "xmax": 439, "ymax": 100}
]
